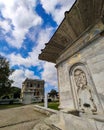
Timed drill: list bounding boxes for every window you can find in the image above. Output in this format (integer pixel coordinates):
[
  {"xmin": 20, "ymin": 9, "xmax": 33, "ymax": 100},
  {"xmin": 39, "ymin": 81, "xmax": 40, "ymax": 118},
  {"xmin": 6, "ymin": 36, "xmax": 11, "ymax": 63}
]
[
  {"xmin": 34, "ymin": 83, "xmax": 36, "ymax": 87},
  {"xmin": 37, "ymin": 84, "xmax": 40, "ymax": 88},
  {"xmin": 30, "ymin": 84, "xmax": 32, "ymax": 87},
  {"xmin": 34, "ymin": 91, "xmax": 36, "ymax": 95},
  {"xmin": 26, "ymin": 82, "xmax": 29, "ymax": 87}
]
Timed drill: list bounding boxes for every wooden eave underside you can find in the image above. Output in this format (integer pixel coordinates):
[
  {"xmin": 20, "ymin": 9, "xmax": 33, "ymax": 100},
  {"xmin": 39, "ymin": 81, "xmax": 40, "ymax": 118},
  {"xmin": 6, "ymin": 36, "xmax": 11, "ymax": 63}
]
[{"xmin": 39, "ymin": 0, "xmax": 104, "ymax": 63}]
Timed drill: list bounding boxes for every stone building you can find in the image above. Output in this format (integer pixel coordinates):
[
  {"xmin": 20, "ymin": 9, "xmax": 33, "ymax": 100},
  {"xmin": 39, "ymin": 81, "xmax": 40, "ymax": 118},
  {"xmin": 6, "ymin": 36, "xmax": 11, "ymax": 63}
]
[
  {"xmin": 39, "ymin": 0, "xmax": 104, "ymax": 129},
  {"xmin": 21, "ymin": 78, "xmax": 44, "ymax": 104}
]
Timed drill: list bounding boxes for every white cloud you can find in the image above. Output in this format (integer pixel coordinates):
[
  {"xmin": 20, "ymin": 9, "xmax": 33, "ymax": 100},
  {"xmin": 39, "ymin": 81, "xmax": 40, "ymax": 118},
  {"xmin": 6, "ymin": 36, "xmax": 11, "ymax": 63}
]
[
  {"xmin": 40, "ymin": 0, "xmax": 75, "ymax": 24},
  {"xmin": 0, "ymin": 0, "xmax": 42, "ymax": 48},
  {"xmin": 35, "ymin": 27, "xmax": 54, "ymax": 54},
  {"xmin": 8, "ymin": 53, "xmax": 33, "ymax": 67},
  {"xmin": 8, "ymin": 27, "xmax": 54, "ymax": 68},
  {"xmin": 9, "ymin": 69, "xmax": 25, "ymax": 88},
  {"xmin": 40, "ymin": 0, "xmax": 58, "ymax": 14},
  {"xmin": 41, "ymin": 62, "xmax": 57, "ymax": 87},
  {"xmin": 9, "ymin": 69, "xmax": 39, "ymax": 88},
  {"xmin": 8, "ymin": 27, "xmax": 57, "ymax": 88},
  {"xmin": 1, "ymin": 0, "xmax": 75, "ymax": 89},
  {"xmin": 0, "ymin": 20, "xmax": 11, "ymax": 32}
]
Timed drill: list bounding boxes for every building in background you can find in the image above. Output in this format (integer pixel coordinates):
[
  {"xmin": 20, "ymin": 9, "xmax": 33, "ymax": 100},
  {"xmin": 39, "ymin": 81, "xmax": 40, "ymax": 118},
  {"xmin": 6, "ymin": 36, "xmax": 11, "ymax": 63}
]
[{"xmin": 21, "ymin": 78, "xmax": 44, "ymax": 104}]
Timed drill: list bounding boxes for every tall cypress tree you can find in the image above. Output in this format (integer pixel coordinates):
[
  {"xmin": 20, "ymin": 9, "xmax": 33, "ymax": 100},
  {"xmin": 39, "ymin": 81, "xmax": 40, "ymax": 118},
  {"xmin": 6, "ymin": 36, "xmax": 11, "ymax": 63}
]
[{"xmin": 0, "ymin": 55, "xmax": 14, "ymax": 97}]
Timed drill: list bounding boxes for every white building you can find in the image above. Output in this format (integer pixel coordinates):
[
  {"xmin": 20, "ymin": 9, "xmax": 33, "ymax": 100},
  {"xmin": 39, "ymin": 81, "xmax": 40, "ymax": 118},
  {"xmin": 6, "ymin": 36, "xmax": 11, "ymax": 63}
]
[{"xmin": 21, "ymin": 78, "xmax": 44, "ymax": 104}]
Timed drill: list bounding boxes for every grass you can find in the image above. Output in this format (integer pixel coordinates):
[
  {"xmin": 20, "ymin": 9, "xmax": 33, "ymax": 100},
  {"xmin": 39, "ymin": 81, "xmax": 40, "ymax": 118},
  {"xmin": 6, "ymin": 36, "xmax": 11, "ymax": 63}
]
[
  {"xmin": 48, "ymin": 102, "xmax": 59, "ymax": 110},
  {"xmin": 0, "ymin": 102, "xmax": 59, "ymax": 110},
  {"xmin": 37, "ymin": 101, "xmax": 59, "ymax": 110},
  {"xmin": 0, "ymin": 103, "xmax": 24, "ymax": 110}
]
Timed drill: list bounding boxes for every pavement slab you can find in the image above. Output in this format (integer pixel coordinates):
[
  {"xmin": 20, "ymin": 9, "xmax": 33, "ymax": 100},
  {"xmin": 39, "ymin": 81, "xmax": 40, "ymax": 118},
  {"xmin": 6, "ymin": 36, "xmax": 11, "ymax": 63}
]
[{"xmin": 0, "ymin": 105, "xmax": 48, "ymax": 130}]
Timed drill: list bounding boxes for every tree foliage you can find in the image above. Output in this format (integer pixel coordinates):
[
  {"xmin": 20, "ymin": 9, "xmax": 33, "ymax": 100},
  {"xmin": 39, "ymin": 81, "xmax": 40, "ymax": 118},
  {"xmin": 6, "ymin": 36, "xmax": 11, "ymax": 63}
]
[
  {"xmin": 11, "ymin": 87, "xmax": 21, "ymax": 98},
  {"xmin": 49, "ymin": 89, "xmax": 58, "ymax": 99},
  {"xmin": 0, "ymin": 55, "xmax": 14, "ymax": 97}
]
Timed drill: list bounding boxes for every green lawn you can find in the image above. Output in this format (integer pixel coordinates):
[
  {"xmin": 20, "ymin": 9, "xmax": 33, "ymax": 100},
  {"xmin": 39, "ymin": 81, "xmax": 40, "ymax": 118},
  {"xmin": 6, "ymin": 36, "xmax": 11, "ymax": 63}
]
[
  {"xmin": 0, "ymin": 104, "xmax": 24, "ymax": 110},
  {"xmin": 37, "ymin": 101, "xmax": 59, "ymax": 110},
  {"xmin": 48, "ymin": 102, "xmax": 59, "ymax": 110},
  {"xmin": 0, "ymin": 102, "xmax": 59, "ymax": 110}
]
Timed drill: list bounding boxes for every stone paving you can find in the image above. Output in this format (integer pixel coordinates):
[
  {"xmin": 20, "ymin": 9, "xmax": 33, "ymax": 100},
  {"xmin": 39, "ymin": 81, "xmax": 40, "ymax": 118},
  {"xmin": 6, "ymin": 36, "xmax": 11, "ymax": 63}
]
[{"xmin": 0, "ymin": 105, "xmax": 48, "ymax": 130}]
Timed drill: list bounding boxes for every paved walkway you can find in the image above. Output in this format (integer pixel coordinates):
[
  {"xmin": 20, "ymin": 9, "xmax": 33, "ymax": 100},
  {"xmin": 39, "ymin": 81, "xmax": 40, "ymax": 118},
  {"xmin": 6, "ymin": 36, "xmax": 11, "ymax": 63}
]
[{"xmin": 0, "ymin": 105, "xmax": 48, "ymax": 130}]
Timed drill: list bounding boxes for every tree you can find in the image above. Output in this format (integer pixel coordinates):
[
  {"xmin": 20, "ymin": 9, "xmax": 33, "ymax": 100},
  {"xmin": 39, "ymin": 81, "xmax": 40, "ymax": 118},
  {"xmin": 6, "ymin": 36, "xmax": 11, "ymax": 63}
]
[
  {"xmin": 48, "ymin": 89, "xmax": 58, "ymax": 101},
  {"xmin": 11, "ymin": 87, "xmax": 21, "ymax": 98},
  {"xmin": 0, "ymin": 55, "xmax": 14, "ymax": 97}
]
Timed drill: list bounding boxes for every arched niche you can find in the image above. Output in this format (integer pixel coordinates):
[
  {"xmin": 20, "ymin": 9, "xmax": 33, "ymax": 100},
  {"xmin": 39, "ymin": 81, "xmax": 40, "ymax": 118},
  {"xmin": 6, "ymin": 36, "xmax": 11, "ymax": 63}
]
[{"xmin": 69, "ymin": 62, "xmax": 103, "ymax": 114}]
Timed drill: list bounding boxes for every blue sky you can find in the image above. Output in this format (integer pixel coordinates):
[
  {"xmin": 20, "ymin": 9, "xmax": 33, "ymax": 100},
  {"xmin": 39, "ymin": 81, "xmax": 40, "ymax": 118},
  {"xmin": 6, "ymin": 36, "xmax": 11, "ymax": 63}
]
[{"xmin": 0, "ymin": 0, "xmax": 75, "ymax": 93}]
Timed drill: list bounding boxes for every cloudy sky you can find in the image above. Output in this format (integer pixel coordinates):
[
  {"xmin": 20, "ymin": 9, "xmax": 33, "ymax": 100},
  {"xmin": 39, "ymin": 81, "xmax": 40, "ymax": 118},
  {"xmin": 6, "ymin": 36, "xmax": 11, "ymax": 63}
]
[{"xmin": 0, "ymin": 0, "xmax": 75, "ymax": 93}]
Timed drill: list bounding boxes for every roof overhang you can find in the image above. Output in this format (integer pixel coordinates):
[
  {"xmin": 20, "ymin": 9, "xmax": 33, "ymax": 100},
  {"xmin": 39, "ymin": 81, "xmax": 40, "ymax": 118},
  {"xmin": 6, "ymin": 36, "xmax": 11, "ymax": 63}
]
[{"xmin": 39, "ymin": 0, "xmax": 104, "ymax": 63}]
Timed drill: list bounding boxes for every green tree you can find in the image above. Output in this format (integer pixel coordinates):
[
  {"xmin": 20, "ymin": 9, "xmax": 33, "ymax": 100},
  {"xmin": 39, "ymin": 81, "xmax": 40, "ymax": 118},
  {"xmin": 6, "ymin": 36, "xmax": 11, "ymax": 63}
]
[
  {"xmin": 11, "ymin": 86, "xmax": 21, "ymax": 98},
  {"xmin": 0, "ymin": 55, "xmax": 14, "ymax": 97},
  {"xmin": 49, "ymin": 89, "xmax": 57, "ymax": 100}
]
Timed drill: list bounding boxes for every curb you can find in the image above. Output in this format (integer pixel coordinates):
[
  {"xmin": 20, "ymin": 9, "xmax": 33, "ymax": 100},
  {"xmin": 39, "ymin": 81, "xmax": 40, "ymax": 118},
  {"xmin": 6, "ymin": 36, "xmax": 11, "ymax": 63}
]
[{"xmin": 34, "ymin": 105, "xmax": 58, "ymax": 116}]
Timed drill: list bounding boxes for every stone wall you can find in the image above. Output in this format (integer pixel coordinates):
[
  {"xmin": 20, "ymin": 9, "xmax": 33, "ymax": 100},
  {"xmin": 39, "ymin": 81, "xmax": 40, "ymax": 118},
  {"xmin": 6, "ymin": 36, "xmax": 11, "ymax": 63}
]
[{"xmin": 57, "ymin": 36, "xmax": 104, "ymax": 114}]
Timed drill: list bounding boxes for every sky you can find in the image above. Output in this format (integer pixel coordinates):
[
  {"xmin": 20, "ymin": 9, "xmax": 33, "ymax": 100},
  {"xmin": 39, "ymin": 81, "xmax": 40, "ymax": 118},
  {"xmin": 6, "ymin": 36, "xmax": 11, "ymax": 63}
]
[{"xmin": 0, "ymin": 0, "xmax": 75, "ymax": 93}]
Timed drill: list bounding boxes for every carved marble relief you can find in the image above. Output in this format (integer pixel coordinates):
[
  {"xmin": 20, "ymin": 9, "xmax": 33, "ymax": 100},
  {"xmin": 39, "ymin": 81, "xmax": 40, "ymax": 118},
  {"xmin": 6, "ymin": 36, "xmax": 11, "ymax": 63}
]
[
  {"xmin": 74, "ymin": 68, "xmax": 97, "ymax": 113},
  {"xmin": 70, "ymin": 63, "xmax": 99, "ymax": 114}
]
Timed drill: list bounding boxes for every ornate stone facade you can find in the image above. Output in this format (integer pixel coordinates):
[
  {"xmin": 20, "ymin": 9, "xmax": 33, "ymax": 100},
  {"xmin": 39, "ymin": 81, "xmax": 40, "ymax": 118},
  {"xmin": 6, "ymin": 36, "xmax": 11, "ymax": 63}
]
[{"xmin": 21, "ymin": 78, "xmax": 44, "ymax": 104}]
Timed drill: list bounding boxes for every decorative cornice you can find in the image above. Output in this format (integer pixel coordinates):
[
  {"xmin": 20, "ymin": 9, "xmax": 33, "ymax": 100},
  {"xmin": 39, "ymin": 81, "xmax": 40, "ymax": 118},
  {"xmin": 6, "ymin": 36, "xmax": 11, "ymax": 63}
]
[
  {"xmin": 56, "ymin": 20, "xmax": 104, "ymax": 65},
  {"xmin": 39, "ymin": 0, "xmax": 104, "ymax": 63}
]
